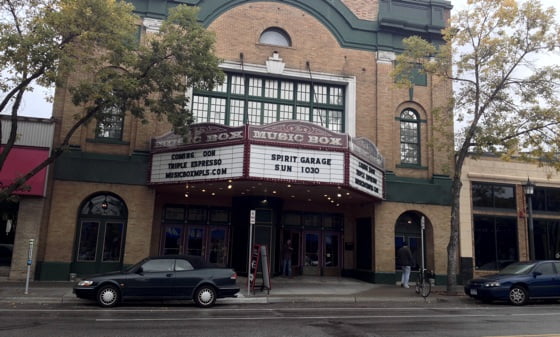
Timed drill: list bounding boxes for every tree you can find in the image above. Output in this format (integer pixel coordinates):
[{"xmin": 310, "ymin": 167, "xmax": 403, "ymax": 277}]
[
  {"xmin": 393, "ymin": 0, "xmax": 560, "ymax": 292},
  {"xmin": 0, "ymin": 0, "xmax": 223, "ymax": 200}
]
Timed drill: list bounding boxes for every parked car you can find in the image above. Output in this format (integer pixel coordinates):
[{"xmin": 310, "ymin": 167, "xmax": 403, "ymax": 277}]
[
  {"xmin": 464, "ymin": 260, "xmax": 560, "ymax": 305},
  {"xmin": 73, "ymin": 255, "xmax": 239, "ymax": 308}
]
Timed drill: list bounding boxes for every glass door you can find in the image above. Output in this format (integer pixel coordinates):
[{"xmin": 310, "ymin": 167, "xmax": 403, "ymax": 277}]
[
  {"xmin": 186, "ymin": 226, "xmax": 205, "ymax": 257},
  {"xmin": 163, "ymin": 225, "xmax": 183, "ymax": 255},
  {"xmin": 323, "ymin": 232, "xmax": 340, "ymax": 276},
  {"xmin": 207, "ymin": 226, "xmax": 228, "ymax": 266},
  {"xmin": 303, "ymin": 232, "xmax": 320, "ymax": 276}
]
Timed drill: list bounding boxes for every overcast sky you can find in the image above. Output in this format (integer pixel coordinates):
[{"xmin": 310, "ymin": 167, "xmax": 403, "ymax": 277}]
[{"xmin": 13, "ymin": 0, "xmax": 560, "ymax": 119}]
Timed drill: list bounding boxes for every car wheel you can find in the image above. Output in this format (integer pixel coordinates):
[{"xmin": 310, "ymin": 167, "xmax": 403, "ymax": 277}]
[
  {"xmin": 508, "ymin": 285, "xmax": 528, "ymax": 305},
  {"xmin": 194, "ymin": 285, "xmax": 217, "ymax": 308},
  {"xmin": 96, "ymin": 284, "xmax": 120, "ymax": 308}
]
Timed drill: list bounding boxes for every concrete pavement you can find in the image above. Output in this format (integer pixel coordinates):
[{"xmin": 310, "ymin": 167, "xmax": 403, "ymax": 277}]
[{"xmin": 0, "ymin": 276, "xmax": 468, "ymax": 306}]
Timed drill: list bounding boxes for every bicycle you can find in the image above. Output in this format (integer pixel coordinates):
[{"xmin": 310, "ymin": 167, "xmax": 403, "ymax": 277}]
[{"xmin": 415, "ymin": 268, "xmax": 432, "ymax": 297}]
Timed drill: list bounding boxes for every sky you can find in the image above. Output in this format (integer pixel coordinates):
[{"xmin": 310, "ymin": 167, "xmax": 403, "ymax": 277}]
[{"xmin": 11, "ymin": 0, "xmax": 560, "ymax": 119}]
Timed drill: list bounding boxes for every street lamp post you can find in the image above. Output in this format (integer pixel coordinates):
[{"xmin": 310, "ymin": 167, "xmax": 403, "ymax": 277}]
[{"xmin": 524, "ymin": 178, "xmax": 535, "ymax": 260}]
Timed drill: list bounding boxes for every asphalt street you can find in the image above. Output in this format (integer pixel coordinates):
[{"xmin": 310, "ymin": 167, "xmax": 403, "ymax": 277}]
[{"xmin": 1, "ymin": 301, "xmax": 560, "ymax": 337}]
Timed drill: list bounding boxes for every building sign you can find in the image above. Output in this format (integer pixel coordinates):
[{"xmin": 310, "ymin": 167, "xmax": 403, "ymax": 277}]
[
  {"xmin": 151, "ymin": 145, "xmax": 244, "ymax": 183},
  {"xmin": 249, "ymin": 145, "xmax": 344, "ymax": 183},
  {"xmin": 150, "ymin": 121, "xmax": 385, "ymax": 200},
  {"xmin": 349, "ymin": 155, "xmax": 383, "ymax": 198},
  {"xmin": 0, "ymin": 146, "xmax": 49, "ymax": 197},
  {"xmin": 152, "ymin": 124, "xmax": 245, "ymax": 149},
  {"xmin": 249, "ymin": 121, "xmax": 348, "ymax": 148}
]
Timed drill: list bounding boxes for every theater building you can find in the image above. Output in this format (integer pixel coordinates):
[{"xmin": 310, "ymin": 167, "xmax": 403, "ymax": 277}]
[{"xmin": 34, "ymin": 0, "xmax": 455, "ymax": 283}]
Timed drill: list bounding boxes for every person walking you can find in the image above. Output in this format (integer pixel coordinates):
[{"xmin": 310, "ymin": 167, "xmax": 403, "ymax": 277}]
[
  {"xmin": 282, "ymin": 239, "xmax": 293, "ymax": 277},
  {"xmin": 397, "ymin": 242, "xmax": 414, "ymax": 288}
]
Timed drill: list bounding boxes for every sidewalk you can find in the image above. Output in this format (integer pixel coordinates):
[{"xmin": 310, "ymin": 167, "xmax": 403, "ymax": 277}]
[{"xmin": 0, "ymin": 276, "xmax": 468, "ymax": 305}]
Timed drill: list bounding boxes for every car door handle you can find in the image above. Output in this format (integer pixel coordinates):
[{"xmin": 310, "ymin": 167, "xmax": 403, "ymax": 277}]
[{"xmin": 166, "ymin": 273, "xmax": 173, "ymax": 277}]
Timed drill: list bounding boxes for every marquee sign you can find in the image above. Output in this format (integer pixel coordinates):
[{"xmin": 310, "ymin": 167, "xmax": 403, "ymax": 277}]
[
  {"xmin": 151, "ymin": 145, "xmax": 244, "ymax": 183},
  {"xmin": 249, "ymin": 145, "xmax": 345, "ymax": 183},
  {"xmin": 150, "ymin": 121, "xmax": 385, "ymax": 199},
  {"xmin": 349, "ymin": 155, "xmax": 383, "ymax": 199}
]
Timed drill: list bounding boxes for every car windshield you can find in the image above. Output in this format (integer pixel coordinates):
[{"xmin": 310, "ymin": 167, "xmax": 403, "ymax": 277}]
[{"xmin": 498, "ymin": 262, "xmax": 535, "ymax": 275}]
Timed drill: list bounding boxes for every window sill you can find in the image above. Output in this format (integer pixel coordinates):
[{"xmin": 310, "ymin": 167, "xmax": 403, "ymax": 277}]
[{"xmin": 87, "ymin": 138, "xmax": 130, "ymax": 145}]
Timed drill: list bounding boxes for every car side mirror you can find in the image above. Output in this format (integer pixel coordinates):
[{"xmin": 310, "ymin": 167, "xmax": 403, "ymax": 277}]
[
  {"xmin": 137, "ymin": 267, "xmax": 144, "ymax": 274},
  {"xmin": 533, "ymin": 271, "xmax": 542, "ymax": 277}
]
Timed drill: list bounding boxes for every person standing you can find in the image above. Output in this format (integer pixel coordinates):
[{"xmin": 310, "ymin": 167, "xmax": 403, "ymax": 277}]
[
  {"xmin": 397, "ymin": 242, "xmax": 414, "ymax": 288},
  {"xmin": 282, "ymin": 239, "xmax": 293, "ymax": 277}
]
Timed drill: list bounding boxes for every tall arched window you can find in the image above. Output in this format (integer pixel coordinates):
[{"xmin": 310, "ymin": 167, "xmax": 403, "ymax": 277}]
[
  {"xmin": 73, "ymin": 193, "xmax": 128, "ymax": 275},
  {"xmin": 259, "ymin": 27, "xmax": 291, "ymax": 47},
  {"xmin": 399, "ymin": 109, "xmax": 420, "ymax": 165}
]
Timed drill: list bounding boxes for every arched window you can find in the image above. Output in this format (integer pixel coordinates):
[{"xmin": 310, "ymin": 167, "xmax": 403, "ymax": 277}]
[
  {"xmin": 74, "ymin": 193, "xmax": 127, "ymax": 275},
  {"xmin": 259, "ymin": 27, "xmax": 291, "ymax": 47},
  {"xmin": 399, "ymin": 109, "xmax": 420, "ymax": 165},
  {"xmin": 94, "ymin": 68, "xmax": 126, "ymax": 140}
]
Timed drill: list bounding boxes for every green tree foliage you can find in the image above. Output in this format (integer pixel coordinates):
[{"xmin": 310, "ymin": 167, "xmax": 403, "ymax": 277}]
[
  {"xmin": 393, "ymin": 0, "xmax": 560, "ymax": 292},
  {"xmin": 0, "ymin": 0, "xmax": 223, "ymax": 200}
]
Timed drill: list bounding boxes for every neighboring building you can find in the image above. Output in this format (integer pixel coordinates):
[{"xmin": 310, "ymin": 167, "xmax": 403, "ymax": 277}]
[
  {"xmin": 0, "ymin": 116, "xmax": 54, "ymax": 280},
  {"xmin": 460, "ymin": 155, "xmax": 560, "ymax": 281},
  {"xmin": 35, "ymin": 0, "xmax": 455, "ymax": 283}
]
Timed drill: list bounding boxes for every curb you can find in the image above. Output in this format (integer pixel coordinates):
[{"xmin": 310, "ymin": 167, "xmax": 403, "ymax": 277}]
[{"xmin": 0, "ymin": 294, "xmax": 467, "ymax": 305}]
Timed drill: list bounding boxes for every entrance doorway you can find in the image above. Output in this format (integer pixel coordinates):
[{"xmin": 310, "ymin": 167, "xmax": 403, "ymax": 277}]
[
  {"xmin": 73, "ymin": 193, "xmax": 127, "ymax": 276},
  {"xmin": 395, "ymin": 211, "xmax": 432, "ymax": 272},
  {"xmin": 162, "ymin": 224, "xmax": 229, "ymax": 266},
  {"xmin": 0, "ymin": 201, "xmax": 17, "ymax": 275},
  {"xmin": 303, "ymin": 231, "xmax": 320, "ymax": 276}
]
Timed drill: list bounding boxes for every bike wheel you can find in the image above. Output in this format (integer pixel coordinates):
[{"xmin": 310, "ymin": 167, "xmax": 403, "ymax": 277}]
[
  {"xmin": 415, "ymin": 275, "xmax": 421, "ymax": 294},
  {"xmin": 420, "ymin": 279, "xmax": 431, "ymax": 297}
]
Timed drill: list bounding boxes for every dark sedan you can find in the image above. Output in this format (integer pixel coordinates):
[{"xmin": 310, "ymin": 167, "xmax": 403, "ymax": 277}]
[
  {"xmin": 73, "ymin": 255, "xmax": 239, "ymax": 308},
  {"xmin": 464, "ymin": 260, "xmax": 560, "ymax": 305}
]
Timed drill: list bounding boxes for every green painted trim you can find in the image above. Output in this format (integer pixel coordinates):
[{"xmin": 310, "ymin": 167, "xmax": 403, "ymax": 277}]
[
  {"xmin": 128, "ymin": 0, "xmax": 451, "ymax": 52},
  {"xmin": 378, "ymin": 0, "xmax": 452, "ymax": 34},
  {"xmin": 36, "ymin": 262, "xmax": 71, "ymax": 281},
  {"xmin": 53, "ymin": 150, "xmax": 150, "ymax": 185},
  {"xmin": 385, "ymin": 173, "xmax": 452, "ymax": 205}
]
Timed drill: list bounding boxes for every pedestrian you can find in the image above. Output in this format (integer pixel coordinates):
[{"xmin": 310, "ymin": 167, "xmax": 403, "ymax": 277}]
[
  {"xmin": 397, "ymin": 242, "xmax": 414, "ymax": 288},
  {"xmin": 282, "ymin": 239, "xmax": 293, "ymax": 277}
]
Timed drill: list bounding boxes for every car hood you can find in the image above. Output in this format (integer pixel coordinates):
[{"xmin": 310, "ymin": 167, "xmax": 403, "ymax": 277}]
[
  {"xmin": 84, "ymin": 270, "xmax": 128, "ymax": 280},
  {"xmin": 470, "ymin": 273, "xmax": 525, "ymax": 284}
]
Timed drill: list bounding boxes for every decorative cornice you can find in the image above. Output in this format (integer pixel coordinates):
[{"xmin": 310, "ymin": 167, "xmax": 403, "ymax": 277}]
[{"xmin": 128, "ymin": 0, "xmax": 451, "ymax": 52}]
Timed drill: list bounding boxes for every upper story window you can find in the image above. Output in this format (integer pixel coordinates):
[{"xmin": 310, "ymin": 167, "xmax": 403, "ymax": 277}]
[
  {"xmin": 399, "ymin": 109, "xmax": 420, "ymax": 165},
  {"xmin": 472, "ymin": 182, "xmax": 516, "ymax": 210},
  {"xmin": 533, "ymin": 187, "xmax": 560, "ymax": 213},
  {"xmin": 192, "ymin": 72, "xmax": 345, "ymax": 132},
  {"xmin": 259, "ymin": 27, "xmax": 291, "ymax": 47},
  {"xmin": 96, "ymin": 104, "xmax": 124, "ymax": 140}
]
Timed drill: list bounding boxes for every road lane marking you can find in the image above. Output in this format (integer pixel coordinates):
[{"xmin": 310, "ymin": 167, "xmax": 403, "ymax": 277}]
[
  {"xmin": 94, "ymin": 312, "xmax": 560, "ymax": 322},
  {"xmin": 484, "ymin": 335, "xmax": 560, "ymax": 337},
  {"xmin": 0, "ymin": 306, "xmax": 553, "ymax": 313}
]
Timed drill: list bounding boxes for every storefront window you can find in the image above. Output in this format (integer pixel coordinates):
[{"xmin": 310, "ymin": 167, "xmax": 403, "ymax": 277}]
[
  {"xmin": 534, "ymin": 220, "xmax": 560, "ymax": 260},
  {"xmin": 474, "ymin": 215, "xmax": 518, "ymax": 270}
]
